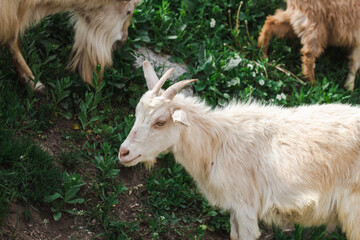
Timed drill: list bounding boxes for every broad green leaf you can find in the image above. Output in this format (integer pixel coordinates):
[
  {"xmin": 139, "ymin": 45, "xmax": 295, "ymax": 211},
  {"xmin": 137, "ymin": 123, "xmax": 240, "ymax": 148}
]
[
  {"xmin": 66, "ymin": 198, "xmax": 84, "ymax": 204},
  {"xmin": 44, "ymin": 192, "xmax": 63, "ymax": 202},
  {"xmin": 53, "ymin": 211, "xmax": 61, "ymax": 221}
]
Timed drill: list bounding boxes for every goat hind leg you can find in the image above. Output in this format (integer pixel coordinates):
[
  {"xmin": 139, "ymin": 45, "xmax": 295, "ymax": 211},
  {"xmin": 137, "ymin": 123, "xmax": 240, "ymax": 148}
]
[
  {"xmin": 344, "ymin": 46, "xmax": 360, "ymax": 91},
  {"xmin": 7, "ymin": 38, "xmax": 45, "ymax": 94},
  {"xmin": 299, "ymin": 27, "xmax": 326, "ymax": 84},
  {"xmin": 257, "ymin": 10, "xmax": 295, "ymax": 57}
]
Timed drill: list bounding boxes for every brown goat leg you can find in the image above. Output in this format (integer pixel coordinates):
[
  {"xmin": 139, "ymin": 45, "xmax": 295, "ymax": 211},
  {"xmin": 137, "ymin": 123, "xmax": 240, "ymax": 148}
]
[
  {"xmin": 257, "ymin": 12, "xmax": 295, "ymax": 57},
  {"xmin": 7, "ymin": 38, "xmax": 45, "ymax": 94},
  {"xmin": 300, "ymin": 48, "xmax": 317, "ymax": 84},
  {"xmin": 298, "ymin": 23, "xmax": 328, "ymax": 85}
]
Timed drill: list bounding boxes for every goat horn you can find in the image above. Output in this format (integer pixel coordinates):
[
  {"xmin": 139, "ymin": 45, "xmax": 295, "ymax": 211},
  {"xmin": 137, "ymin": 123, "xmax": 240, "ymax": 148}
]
[
  {"xmin": 162, "ymin": 79, "xmax": 198, "ymax": 100},
  {"xmin": 152, "ymin": 67, "xmax": 175, "ymax": 95},
  {"xmin": 143, "ymin": 60, "xmax": 159, "ymax": 90}
]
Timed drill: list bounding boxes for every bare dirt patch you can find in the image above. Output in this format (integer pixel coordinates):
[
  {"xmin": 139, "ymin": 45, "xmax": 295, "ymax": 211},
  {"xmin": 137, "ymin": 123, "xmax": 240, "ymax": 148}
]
[
  {"xmin": 1, "ymin": 114, "xmax": 228, "ymax": 240},
  {"xmin": 1, "ymin": 202, "xmax": 93, "ymax": 240}
]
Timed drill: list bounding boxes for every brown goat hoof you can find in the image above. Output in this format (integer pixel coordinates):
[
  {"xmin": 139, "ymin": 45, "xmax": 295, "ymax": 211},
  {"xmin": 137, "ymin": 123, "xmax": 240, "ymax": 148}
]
[
  {"xmin": 260, "ymin": 53, "xmax": 268, "ymax": 59},
  {"xmin": 309, "ymin": 80, "xmax": 317, "ymax": 86},
  {"xmin": 302, "ymin": 75, "xmax": 317, "ymax": 86},
  {"xmin": 256, "ymin": 42, "xmax": 268, "ymax": 57}
]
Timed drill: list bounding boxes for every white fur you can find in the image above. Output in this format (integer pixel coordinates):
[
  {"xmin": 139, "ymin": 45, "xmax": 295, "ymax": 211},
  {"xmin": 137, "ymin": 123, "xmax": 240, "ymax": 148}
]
[{"xmin": 119, "ymin": 63, "xmax": 360, "ymax": 240}]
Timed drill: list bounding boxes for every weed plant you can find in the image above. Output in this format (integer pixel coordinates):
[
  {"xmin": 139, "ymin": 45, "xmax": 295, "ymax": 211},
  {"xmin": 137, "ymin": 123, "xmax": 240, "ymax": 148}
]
[
  {"xmin": 44, "ymin": 171, "xmax": 85, "ymax": 221},
  {"xmin": 0, "ymin": 129, "xmax": 62, "ymax": 225},
  {"xmin": 0, "ymin": 0, "xmax": 359, "ymax": 238}
]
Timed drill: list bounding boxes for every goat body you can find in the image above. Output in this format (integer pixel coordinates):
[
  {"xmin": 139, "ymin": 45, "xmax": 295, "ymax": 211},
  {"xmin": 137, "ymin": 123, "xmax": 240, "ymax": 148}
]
[
  {"xmin": 119, "ymin": 61, "xmax": 360, "ymax": 240},
  {"xmin": 257, "ymin": 0, "xmax": 360, "ymax": 90},
  {"xmin": 0, "ymin": 0, "xmax": 140, "ymax": 93}
]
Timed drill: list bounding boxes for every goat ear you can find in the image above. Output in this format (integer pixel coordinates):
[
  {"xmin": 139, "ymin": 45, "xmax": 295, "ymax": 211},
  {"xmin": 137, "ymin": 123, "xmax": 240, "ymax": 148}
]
[
  {"xmin": 172, "ymin": 109, "xmax": 190, "ymax": 126},
  {"xmin": 143, "ymin": 60, "xmax": 159, "ymax": 90}
]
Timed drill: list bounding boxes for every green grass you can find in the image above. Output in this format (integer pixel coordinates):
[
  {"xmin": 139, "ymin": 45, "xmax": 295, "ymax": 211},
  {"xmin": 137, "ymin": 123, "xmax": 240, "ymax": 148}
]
[
  {"xmin": 0, "ymin": 0, "xmax": 358, "ymax": 239},
  {"xmin": 0, "ymin": 129, "xmax": 62, "ymax": 224}
]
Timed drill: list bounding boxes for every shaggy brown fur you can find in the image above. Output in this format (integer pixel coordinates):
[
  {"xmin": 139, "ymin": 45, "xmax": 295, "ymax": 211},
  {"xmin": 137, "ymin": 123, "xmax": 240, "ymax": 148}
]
[
  {"xmin": 0, "ymin": 0, "xmax": 140, "ymax": 93},
  {"xmin": 257, "ymin": 0, "xmax": 360, "ymax": 90}
]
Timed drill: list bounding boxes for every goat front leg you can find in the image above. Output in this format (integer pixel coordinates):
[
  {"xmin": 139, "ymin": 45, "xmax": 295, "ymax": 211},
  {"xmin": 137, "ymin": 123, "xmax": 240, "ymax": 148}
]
[
  {"xmin": 7, "ymin": 37, "xmax": 45, "ymax": 94},
  {"xmin": 230, "ymin": 209, "xmax": 239, "ymax": 240},
  {"xmin": 338, "ymin": 192, "xmax": 360, "ymax": 240},
  {"xmin": 230, "ymin": 207, "xmax": 260, "ymax": 240},
  {"xmin": 257, "ymin": 10, "xmax": 296, "ymax": 57},
  {"xmin": 344, "ymin": 46, "xmax": 360, "ymax": 91}
]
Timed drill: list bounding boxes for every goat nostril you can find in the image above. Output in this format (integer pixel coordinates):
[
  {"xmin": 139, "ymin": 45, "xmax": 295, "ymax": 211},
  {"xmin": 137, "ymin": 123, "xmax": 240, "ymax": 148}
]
[{"xmin": 120, "ymin": 148, "xmax": 130, "ymax": 158}]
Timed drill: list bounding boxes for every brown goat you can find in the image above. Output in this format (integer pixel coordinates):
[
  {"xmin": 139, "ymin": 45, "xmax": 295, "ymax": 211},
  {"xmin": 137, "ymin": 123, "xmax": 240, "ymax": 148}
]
[
  {"xmin": 0, "ymin": 0, "xmax": 140, "ymax": 94},
  {"xmin": 257, "ymin": 0, "xmax": 360, "ymax": 90}
]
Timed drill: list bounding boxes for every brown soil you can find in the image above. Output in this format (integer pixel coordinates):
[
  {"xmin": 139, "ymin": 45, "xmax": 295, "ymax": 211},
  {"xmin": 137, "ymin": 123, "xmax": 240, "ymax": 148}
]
[
  {"xmin": 1, "ymin": 203, "xmax": 93, "ymax": 240},
  {"xmin": 1, "ymin": 167, "xmax": 228, "ymax": 240},
  {"xmin": 0, "ymin": 116, "xmax": 276, "ymax": 240}
]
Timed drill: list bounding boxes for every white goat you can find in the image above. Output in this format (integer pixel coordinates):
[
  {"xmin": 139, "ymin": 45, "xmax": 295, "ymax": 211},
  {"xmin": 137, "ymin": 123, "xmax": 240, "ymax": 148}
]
[
  {"xmin": 119, "ymin": 61, "xmax": 360, "ymax": 240},
  {"xmin": 0, "ymin": 0, "xmax": 140, "ymax": 94}
]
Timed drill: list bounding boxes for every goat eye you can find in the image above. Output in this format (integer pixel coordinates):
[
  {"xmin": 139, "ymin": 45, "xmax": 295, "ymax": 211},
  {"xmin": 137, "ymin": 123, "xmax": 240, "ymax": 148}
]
[
  {"xmin": 127, "ymin": 11, "xmax": 131, "ymax": 15},
  {"xmin": 155, "ymin": 121, "xmax": 166, "ymax": 127}
]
